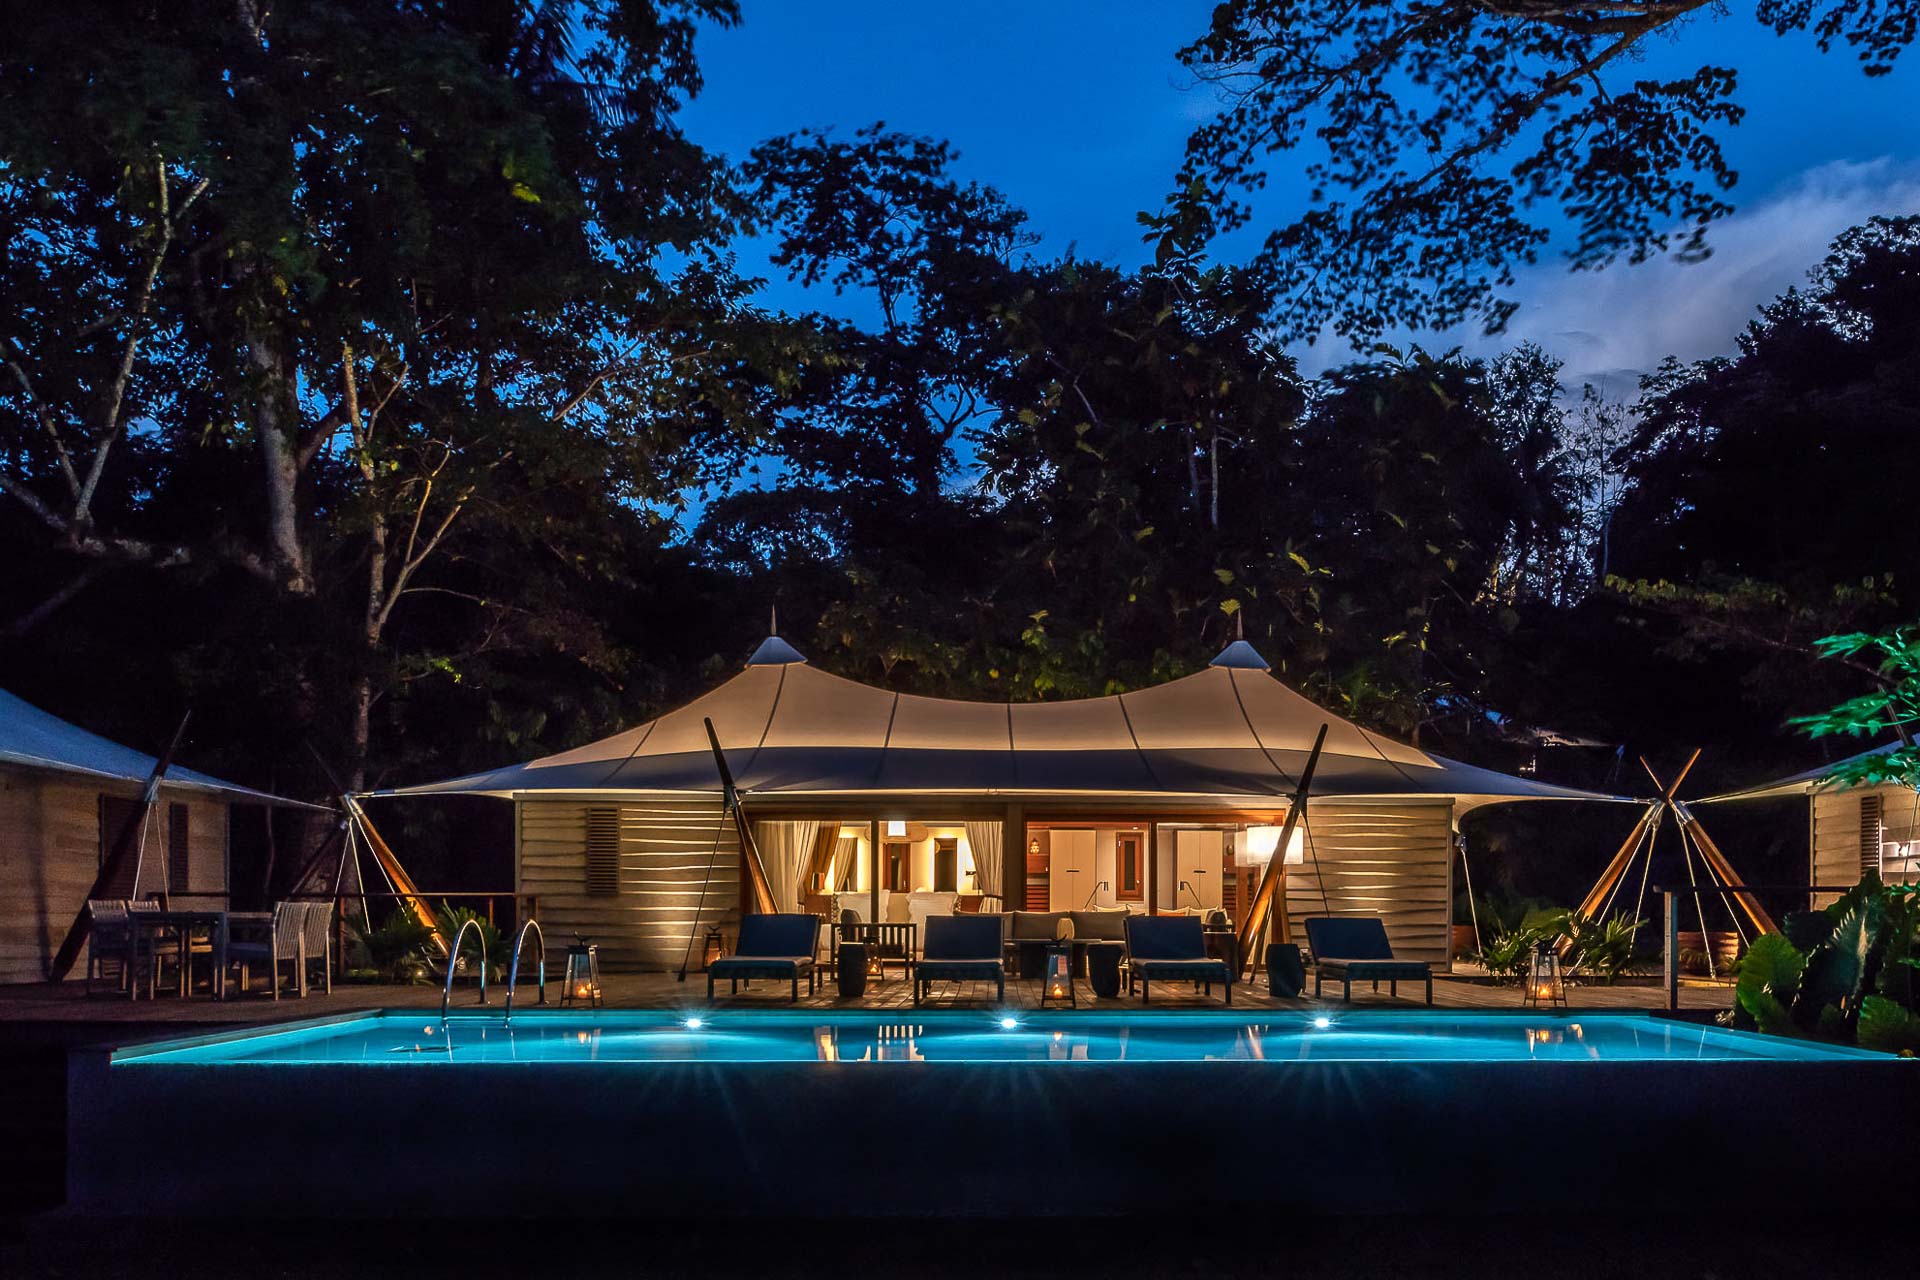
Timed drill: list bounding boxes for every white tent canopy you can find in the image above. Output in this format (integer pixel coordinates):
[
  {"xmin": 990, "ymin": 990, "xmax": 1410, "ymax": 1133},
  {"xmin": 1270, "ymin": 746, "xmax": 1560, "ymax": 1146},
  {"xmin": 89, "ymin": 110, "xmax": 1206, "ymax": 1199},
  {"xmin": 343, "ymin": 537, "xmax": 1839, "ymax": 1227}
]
[
  {"xmin": 0, "ymin": 688, "xmax": 314, "ymax": 808},
  {"xmin": 380, "ymin": 638, "xmax": 1625, "ymax": 812},
  {"xmin": 1700, "ymin": 740, "xmax": 1911, "ymax": 804}
]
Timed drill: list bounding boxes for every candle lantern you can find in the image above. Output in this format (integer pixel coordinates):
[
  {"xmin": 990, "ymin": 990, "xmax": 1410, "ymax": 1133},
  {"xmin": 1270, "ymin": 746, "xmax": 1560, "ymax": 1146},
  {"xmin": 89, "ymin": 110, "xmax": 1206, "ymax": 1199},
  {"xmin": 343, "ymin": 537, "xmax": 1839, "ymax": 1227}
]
[
  {"xmin": 561, "ymin": 939, "xmax": 602, "ymax": 1008},
  {"xmin": 866, "ymin": 943, "xmax": 886, "ymax": 981},
  {"xmin": 1522, "ymin": 941, "xmax": 1566, "ymax": 1009},
  {"xmin": 701, "ymin": 926, "xmax": 729, "ymax": 972},
  {"xmin": 1041, "ymin": 942, "xmax": 1076, "ymax": 1010}
]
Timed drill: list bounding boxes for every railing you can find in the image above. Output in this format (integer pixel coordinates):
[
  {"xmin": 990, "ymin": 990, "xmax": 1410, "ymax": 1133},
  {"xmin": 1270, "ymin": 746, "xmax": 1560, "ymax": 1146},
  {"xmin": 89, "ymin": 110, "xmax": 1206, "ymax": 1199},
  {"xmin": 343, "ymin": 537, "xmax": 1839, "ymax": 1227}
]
[
  {"xmin": 1655, "ymin": 883, "xmax": 1859, "ymax": 1012},
  {"xmin": 503, "ymin": 920, "xmax": 546, "ymax": 1024},
  {"xmin": 440, "ymin": 917, "xmax": 490, "ymax": 1022}
]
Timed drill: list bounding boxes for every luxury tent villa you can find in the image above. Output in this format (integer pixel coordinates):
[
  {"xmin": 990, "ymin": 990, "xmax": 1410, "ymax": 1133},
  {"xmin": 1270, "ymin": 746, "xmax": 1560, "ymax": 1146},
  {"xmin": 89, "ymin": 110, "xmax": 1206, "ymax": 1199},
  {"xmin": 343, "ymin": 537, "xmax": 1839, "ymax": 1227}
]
[
  {"xmin": 0, "ymin": 690, "xmax": 309, "ymax": 985},
  {"xmin": 382, "ymin": 635, "xmax": 1626, "ymax": 973}
]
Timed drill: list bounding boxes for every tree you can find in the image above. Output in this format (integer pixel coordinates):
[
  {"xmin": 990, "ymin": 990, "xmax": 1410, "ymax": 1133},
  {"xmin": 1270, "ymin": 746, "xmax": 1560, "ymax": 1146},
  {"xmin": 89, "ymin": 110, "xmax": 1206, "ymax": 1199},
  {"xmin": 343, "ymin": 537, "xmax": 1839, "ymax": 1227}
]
[
  {"xmin": 1598, "ymin": 216, "xmax": 1920, "ymax": 705},
  {"xmin": 1174, "ymin": 0, "xmax": 1916, "ymax": 339},
  {"xmin": 0, "ymin": 2, "xmax": 777, "ymax": 785},
  {"xmin": 1791, "ymin": 624, "xmax": 1920, "ymax": 786}
]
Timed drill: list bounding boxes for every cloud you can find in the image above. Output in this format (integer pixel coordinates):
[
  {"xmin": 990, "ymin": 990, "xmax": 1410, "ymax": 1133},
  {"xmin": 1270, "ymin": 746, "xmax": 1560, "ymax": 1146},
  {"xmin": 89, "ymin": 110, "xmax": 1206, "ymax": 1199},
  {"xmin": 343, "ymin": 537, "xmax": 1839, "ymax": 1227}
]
[{"xmin": 1293, "ymin": 157, "xmax": 1920, "ymax": 396}]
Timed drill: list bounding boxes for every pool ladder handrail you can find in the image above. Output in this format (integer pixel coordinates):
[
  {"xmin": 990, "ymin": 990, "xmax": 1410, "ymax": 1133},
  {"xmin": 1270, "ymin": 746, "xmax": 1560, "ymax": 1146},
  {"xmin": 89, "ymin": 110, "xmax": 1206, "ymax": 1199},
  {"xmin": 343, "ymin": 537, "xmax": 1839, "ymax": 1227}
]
[
  {"xmin": 503, "ymin": 919, "xmax": 547, "ymax": 1024},
  {"xmin": 440, "ymin": 917, "xmax": 489, "ymax": 1022}
]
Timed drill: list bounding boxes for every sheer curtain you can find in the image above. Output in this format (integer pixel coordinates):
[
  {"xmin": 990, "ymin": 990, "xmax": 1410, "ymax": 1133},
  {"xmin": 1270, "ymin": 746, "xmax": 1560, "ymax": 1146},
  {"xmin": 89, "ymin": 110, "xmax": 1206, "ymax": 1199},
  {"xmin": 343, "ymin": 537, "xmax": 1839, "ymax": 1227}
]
[
  {"xmin": 752, "ymin": 820, "xmax": 820, "ymax": 915},
  {"xmin": 964, "ymin": 820, "xmax": 1004, "ymax": 903}
]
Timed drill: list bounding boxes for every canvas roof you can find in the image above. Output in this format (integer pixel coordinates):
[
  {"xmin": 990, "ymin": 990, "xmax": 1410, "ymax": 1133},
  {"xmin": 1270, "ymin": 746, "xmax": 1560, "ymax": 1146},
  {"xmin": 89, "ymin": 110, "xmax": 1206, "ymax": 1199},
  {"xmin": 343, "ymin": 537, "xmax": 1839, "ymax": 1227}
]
[
  {"xmin": 1699, "ymin": 740, "xmax": 1914, "ymax": 803},
  {"xmin": 379, "ymin": 639, "xmax": 1627, "ymax": 812},
  {"xmin": 0, "ymin": 688, "xmax": 320, "ymax": 808}
]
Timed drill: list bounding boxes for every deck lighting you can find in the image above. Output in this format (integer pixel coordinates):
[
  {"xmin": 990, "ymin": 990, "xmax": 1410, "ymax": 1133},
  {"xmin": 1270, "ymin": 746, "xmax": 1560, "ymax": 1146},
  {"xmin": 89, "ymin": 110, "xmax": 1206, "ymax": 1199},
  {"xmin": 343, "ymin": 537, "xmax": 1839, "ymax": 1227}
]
[
  {"xmin": 1312, "ymin": 1015, "xmax": 1332, "ymax": 1030},
  {"xmin": 999, "ymin": 1016, "xmax": 1020, "ymax": 1030},
  {"xmin": 1522, "ymin": 941, "xmax": 1567, "ymax": 1010}
]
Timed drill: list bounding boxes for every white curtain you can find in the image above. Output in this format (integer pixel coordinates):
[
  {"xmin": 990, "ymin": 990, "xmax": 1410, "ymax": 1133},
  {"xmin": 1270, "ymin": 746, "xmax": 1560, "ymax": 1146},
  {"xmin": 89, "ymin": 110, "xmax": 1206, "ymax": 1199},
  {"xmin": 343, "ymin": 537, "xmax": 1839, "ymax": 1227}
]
[
  {"xmin": 752, "ymin": 820, "xmax": 819, "ymax": 915},
  {"xmin": 831, "ymin": 836, "xmax": 860, "ymax": 892},
  {"xmin": 964, "ymin": 820, "xmax": 1004, "ymax": 902}
]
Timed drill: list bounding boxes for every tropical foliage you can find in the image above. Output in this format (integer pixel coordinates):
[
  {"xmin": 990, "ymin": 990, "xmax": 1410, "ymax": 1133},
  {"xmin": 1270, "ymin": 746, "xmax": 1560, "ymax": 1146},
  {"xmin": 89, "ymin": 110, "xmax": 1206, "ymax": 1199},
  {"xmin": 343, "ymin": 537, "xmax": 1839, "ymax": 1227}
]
[{"xmin": 1724, "ymin": 876, "xmax": 1920, "ymax": 1053}]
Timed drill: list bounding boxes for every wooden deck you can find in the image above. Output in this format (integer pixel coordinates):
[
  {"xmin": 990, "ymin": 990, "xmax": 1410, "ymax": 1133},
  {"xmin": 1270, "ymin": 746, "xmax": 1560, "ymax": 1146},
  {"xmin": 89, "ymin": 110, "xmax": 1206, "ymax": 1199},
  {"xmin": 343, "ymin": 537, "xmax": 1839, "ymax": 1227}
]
[{"xmin": 0, "ymin": 967, "xmax": 1734, "ymax": 1028}]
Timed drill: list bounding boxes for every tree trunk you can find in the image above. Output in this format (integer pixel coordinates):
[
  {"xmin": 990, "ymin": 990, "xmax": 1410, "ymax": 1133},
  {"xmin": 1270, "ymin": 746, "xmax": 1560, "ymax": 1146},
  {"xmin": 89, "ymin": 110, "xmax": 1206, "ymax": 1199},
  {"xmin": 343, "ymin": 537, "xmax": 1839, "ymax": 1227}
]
[
  {"xmin": 349, "ymin": 517, "xmax": 390, "ymax": 793},
  {"xmin": 249, "ymin": 322, "xmax": 313, "ymax": 595}
]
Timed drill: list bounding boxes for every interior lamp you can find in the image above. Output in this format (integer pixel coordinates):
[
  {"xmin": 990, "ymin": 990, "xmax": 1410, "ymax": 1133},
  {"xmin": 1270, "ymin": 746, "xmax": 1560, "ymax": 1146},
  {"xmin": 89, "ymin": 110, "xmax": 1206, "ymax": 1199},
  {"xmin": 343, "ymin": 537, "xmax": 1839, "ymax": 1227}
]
[
  {"xmin": 886, "ymin": 820, "xmax": 907, "ymax": 838},
  {"xmin": 1245, "ymin": 825, "xmax": 1304, "ymax": 866}
]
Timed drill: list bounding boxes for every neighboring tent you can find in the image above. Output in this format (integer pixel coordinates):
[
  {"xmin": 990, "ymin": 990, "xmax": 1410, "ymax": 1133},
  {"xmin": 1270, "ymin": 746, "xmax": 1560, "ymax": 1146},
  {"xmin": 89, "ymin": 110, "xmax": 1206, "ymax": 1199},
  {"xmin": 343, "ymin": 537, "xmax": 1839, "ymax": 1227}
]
[
  {"xmin": 383, "ymin": 637, "xmax": 1624, "ymax": 811},
  {"xmin": 0, "ymin": 689, "xmax": 321, "ymax": 985},
  {"xmin": 0, "ymin": 688, "xmax": 304, "ymax": 806},
  {"xmin": 1697, "ymin": 741, "xmax": 1907, "ymax": 804},
  {"xmin": 1701, "ymin": 742, "xmax": 1919, "ymax": 903}
]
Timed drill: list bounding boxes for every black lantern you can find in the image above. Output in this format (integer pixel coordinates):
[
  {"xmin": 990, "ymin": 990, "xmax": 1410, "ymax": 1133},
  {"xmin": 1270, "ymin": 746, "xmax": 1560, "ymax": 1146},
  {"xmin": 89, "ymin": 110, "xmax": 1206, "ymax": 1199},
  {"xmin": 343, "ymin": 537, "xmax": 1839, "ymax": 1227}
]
[
  {"xmin": 561, "ymin": 939, "xmax": 602, "ymax": 1008},
  {"xmin": 701, "ymin": 926, "xmax": 729, "ymax": 972},
  {"xmin": 1522, "ymin": 941, "xmax": 1566, "ymax": 1009}
]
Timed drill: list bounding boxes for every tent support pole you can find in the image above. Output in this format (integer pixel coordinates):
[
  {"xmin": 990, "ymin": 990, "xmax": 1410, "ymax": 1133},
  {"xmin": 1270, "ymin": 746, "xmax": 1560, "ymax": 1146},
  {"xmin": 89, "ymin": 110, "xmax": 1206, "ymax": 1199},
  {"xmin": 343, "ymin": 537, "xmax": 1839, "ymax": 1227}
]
[
  {"xmin": 702, "ymin": 718, "xmax": 774, "ymax": 914},
  {"xmin": 47, "ymin": 713, "xmax": 190, "ymax": 982},
  {"xmin": 1235, "ymin": 724, "xmax": 1326, "ymax": 978}
]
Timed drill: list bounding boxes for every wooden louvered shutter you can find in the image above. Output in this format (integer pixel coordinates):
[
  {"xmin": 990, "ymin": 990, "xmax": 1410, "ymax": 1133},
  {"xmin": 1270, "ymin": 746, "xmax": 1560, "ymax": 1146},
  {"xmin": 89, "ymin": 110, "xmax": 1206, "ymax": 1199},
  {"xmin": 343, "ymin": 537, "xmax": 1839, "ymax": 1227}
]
[
  {"xmin": 586, "ymin": 807, "xmax": 621, "ymax": 896},
  {"xmin": 1861, "ymin": 794, "xmax": 1884, "ymax": 879},
  {"xmin": 168, "ymin": 803, "xmax": 191, "ymax": 895}
]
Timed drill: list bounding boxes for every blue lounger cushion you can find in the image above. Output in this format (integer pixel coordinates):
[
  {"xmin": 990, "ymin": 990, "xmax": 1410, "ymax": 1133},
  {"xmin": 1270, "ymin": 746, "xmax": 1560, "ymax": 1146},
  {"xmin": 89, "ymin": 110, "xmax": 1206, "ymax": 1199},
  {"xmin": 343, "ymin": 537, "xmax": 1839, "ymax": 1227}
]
[
  {"xmin": 915, "ymin": 915, "xmax": 1005, "ymax": 1004},
  {"xmin": 1123, "ymin": 916, "xmax": 1232, "ymax": 1003},
  {"xmin": 707, "ymin": 913, "xmax": 821, "ymax": 1002}
]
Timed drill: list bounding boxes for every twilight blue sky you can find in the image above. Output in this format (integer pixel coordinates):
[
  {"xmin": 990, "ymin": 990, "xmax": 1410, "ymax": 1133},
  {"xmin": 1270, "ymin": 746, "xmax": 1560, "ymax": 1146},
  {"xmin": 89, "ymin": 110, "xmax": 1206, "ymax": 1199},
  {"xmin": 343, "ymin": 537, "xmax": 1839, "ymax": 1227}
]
[{"xmin": 679, "ymin": 2, "xmax": 1919, "ymax": 394}]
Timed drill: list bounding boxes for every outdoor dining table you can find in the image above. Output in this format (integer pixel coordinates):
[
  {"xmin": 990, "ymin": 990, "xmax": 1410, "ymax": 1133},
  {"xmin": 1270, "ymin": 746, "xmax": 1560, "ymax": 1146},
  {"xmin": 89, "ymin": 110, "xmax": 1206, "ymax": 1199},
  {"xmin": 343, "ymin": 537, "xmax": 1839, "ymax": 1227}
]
[{"xmin": 126, "ymin": 909, "xmax": 273, "ymax": 1000}]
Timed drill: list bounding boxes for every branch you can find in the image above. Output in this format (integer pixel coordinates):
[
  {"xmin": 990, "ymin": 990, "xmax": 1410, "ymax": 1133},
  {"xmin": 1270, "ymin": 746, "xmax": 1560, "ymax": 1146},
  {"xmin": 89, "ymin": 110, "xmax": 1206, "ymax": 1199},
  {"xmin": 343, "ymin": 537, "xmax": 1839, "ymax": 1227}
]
[
  {"xmin": 73, "ymin": 163, "xmax": 210, "ymax": 525},
  {"xmin": 5, "ymin": 563, "xmax": 111, "ymax": 638},
  {"xmin": 1, "ymin": 340, "xmax": 81, "ymax": 500}
]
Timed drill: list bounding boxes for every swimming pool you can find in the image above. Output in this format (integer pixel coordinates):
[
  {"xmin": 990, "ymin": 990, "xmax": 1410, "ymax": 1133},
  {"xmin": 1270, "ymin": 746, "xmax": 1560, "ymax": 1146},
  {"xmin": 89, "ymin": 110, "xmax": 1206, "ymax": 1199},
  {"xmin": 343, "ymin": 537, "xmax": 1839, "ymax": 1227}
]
[
  {"xmin": 110, "ymin": 1009, "xmax": 1883, "ymax": 1065},
  {"xmin": 69, "ymin": 1010, "xmax": 1910, "ymax": 1218}
]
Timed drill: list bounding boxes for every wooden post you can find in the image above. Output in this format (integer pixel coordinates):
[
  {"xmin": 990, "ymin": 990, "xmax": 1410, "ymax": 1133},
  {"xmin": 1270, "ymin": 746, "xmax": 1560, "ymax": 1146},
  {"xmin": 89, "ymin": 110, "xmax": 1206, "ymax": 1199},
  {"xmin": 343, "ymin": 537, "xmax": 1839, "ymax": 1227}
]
[
  {"xmin": 1664, "ymin": 890, "xmax": 1680, "ymax": 1013},
  {"xmin": 1146, "ymin": 820, "xmax": 1160, "ymax": 915},
  {"xmin": 868, "ymin": 818, "xmax": 880, "ymax": 923},
  {"xmin": 1001, "ymin": 804, "xmax": 1024, "ymax": 911}
]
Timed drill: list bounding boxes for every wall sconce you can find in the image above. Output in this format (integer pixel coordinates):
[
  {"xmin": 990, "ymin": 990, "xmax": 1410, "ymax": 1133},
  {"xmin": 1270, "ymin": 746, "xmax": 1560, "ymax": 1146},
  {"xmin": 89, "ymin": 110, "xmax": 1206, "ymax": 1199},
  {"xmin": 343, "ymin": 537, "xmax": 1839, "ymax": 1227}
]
[{"xmin": 886, "ymin": 820, "xmax": 907, "ymax": 838}]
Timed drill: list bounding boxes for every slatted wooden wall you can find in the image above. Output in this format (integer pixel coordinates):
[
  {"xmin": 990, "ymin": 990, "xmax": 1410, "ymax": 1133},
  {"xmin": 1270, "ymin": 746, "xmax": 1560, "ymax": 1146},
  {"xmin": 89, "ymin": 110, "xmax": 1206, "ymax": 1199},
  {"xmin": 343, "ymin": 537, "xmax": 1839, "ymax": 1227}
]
[
  {"xmin": 0, "ymin": 768, "xmax": 228, "ymax": 983},
  {"xmin": 1812, "ymin": 784, "xmax": 1919, "ymax": 907},
  {"xmin": 518, "ymin": 796, "xmax": 741, "ymax": 971},
  {"xmin": 1283, "ymin": 801, "xmax": 1454, "ymax": 967}
]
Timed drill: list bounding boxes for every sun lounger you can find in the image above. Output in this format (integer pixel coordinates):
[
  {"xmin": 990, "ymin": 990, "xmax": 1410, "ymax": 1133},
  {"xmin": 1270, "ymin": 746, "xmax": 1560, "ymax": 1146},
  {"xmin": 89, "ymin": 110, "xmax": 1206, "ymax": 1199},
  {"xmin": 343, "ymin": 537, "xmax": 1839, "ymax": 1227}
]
[
  {"xmin": 1303, "ymin": 916, "xmax": 1432, "ymax": 1004},
  {"xmin": 914, "ymin": 915, "xmax": 1005, "ymax": 1005},
  {"xmin": 707, "ymin": 913, "xmax": 821, "ymax": 1002},
  {"xmin": 1124, "ymin": 915, "xmax": 1232, "ymax": 1004}
]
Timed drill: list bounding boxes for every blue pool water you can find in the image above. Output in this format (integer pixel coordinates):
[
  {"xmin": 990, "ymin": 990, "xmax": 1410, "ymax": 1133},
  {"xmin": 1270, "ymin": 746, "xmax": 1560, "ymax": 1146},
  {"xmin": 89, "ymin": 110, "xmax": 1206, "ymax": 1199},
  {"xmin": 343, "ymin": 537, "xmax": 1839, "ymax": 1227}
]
[{"xmin": 115, "ymin": 1010, "xmax": 1884, "ymax": 1066}]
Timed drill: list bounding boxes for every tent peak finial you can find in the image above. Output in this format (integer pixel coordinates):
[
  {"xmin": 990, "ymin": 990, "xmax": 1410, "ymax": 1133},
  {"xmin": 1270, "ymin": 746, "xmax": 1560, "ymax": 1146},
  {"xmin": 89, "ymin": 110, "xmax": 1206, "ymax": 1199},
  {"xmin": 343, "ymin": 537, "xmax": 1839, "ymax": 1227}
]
[
  {"xmin": 1209, "ymin": 638, "xmax": 1270, "ymax": 671},
  {"xmin": 747, "ymin": 632, "xmax": 807, "ymax": 667}
]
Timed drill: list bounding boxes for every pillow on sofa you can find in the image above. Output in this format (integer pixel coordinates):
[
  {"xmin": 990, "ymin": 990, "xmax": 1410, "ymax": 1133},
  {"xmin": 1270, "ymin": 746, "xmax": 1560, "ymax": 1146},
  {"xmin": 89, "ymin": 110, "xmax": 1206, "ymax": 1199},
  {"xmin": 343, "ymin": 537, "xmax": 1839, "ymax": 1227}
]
[
  {"xmin": 1010, "ymin": 910, "xmax": 1064, "ymax": 940},
  {"xmin": 1070, "ymin": 909, "xmax": 1129, "ymax": 941}
]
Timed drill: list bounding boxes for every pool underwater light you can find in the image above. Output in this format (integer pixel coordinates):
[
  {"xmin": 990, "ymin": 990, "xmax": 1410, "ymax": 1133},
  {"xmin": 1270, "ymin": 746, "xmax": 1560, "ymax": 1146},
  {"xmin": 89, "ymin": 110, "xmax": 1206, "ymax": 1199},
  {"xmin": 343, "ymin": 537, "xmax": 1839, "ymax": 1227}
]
[
  {"xmin": 1312, "ymin": 1016, "xmax": 1332, "ymax": 1030},
  {"xmin": 999, "ymin": 1017, "xmax": 1020, "ymax": 1030},
  {"xmin": 684, "ymin": 1017, "xmax": 704, "ymax": 1030}
]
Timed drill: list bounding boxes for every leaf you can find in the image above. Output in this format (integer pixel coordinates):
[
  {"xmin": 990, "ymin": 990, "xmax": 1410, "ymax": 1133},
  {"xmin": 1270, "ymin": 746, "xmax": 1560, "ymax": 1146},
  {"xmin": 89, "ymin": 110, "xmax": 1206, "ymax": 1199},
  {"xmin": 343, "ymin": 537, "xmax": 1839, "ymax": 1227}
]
[
  {"xmin": 1799, "ymin": 897, "xmax": 1882, "ymax": 1011},
  {"xmin": 1736, "ymin": 932, "xmax": 1804, "ymax": 1005},
  {"xmin": 510, "ymin": 181, "xmax": 541, "ymax": 204},
  {"xmin": 1857, "ymin": 995, "xmax": 1920, "ymax": 1054}
]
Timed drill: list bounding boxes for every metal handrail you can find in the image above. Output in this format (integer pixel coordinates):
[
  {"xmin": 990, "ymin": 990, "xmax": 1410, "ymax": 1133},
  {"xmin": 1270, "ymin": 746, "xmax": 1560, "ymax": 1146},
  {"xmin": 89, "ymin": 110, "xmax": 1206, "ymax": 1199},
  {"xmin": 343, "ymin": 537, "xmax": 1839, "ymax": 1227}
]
[
  {"xmin": 503, "ymin": 919, "xmax": 546, "ymax": 1024},
  {"xmin": 440, "ymin": 917, "xmax": 489, "ymax": 1021}
]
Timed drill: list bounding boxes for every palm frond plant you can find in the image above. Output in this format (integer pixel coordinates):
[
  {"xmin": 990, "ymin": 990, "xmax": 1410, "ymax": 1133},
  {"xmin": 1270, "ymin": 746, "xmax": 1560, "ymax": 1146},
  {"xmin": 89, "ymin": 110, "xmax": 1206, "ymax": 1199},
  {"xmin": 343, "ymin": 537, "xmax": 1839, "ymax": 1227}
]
[{"xmin": 348, "ymin": 910, "xmax": 436, "ymax": 984}]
